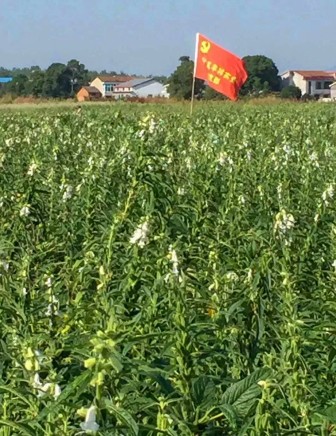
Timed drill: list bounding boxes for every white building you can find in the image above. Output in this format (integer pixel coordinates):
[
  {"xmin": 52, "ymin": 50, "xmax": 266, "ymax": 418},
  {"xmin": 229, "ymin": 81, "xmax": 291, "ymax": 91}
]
[
  {"xmin": 113, "ymin": 78, "xmax": 168, "ymax": 98},
  {"xmin": 281, "ymin": 70, "xmax": 336, "ymax": 98},
  {"xmin": 330, "ymin": 82, "xmax": 336, "ymax": 101},
  {"xmin": 90, "ymin": 75, "xmax": 134, "ymax": 98}
]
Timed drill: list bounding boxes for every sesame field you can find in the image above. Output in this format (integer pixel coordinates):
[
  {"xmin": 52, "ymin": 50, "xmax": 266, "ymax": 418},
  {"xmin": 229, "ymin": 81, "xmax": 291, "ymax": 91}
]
[{"xmin": 1, "ymin": 102, "xmax": 336, "ymax": 435}]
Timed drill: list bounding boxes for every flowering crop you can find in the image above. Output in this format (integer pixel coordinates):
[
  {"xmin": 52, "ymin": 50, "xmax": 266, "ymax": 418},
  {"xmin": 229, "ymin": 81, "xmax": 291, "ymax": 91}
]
[{"xmin": 0, "ymin": 103, "xmax": 336, "ymax": 434}]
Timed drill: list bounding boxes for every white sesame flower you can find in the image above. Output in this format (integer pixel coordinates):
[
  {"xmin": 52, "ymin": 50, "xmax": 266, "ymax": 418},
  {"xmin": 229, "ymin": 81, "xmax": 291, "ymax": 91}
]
[
  {"xmin": 33, "ymin": 373, "xmax": 61, "ymax": 400},
  {"xmin": 218, "ymin": 152, "xmax": 233, "ymax": 167},
  {"xmin": 148, "ymin": 118, "xmax": 156, "ymax": 134},
  {"xmin": 22, "ymin": 287, "xmax": 27, "ymax": 296},
  {"xmin": 258, "ymin": 185, "xmax": 264, "ymax": 200},
  {"xmin": 130, "ymin": 220, "xmax": 149, "ymax": 248},
  {"xmin": 332, "ymin": 260, "xmax": 336, "ymax": 270},
  {"xmin": 5, "ymin": 138, "xmax": 13, "ymax": 147},
  {"xmin": 226, "ymin": 272, "xmax": 238, "ymax": 282},
  {"xmin": 309, "ymin": 151, "xmax": 319, "ymax": 167},
  {"xmin": 177, "ymin": 187, "xmax": 185, "ymax": 196},
  {"xmin": 322, "ymin": 184, "xmax": 334, "ymax": 204},
  {"xmin": 314, "ymin": 214, "xmax": 319, "ymax": 223},
  {"xmin": 185, "ymin": 157, "xmax": 192, "ymax": 170},
  {"xmin": 33, "ymin": 373, "xmax": 42, "ymax": 389},
  {"xmin": 80, "ymin": 405, "xmax": 99, "ymax": 433},
  {"xmin": 27, "ymin": 162, "xmax": 38, "ymax": 176},
  {"xmin": 54, "ymin": 384, "xmax": 61, "ymax": 399},
  {"xmin": 169, "ymin": 245, "xmax": 179, "ymax": 276},
  {"xmin": 1, "ymin": 261, "xmax": 9, "ymax": 272},
  {"xmin": 238, "ymin": 195, "xmax": 245, "ymax": 205},
  {"xmin": 45, "ymin": 277, "xmax": 52, "ymax": 288},
  {"xmin": 20, "ymin": 206, "xmax": 30, "ymax": 217},
  {"xmin": 62, "ymin": 185, "xmax": 73, "ymax": 201},
  {"xmin": 283, "ymin": 144, "xmax": 291, "ymax": 155},
  {"xmin": 274, "ymin": 210, "xmax": 295, "ymax": 235},
  {"xmin": 45, "ymin": 295, "xmax": 59, "ymax": 316},
  {"xmin": 34, "ymin": 350, "xmax": 43, "ymax": 364}
]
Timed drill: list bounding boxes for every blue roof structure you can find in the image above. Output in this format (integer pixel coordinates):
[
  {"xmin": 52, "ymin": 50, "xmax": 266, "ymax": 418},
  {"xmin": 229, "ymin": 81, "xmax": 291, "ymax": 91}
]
[{"xmin": 0, "ymin": 77, "xmax": 13, "ymax": 84}]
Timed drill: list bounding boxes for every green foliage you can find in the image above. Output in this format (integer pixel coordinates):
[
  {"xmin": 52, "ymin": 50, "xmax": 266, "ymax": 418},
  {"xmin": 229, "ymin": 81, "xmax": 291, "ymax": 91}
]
[
  {"xmin": 167, "ymin": 56, "xmax": 204, "ymax": 99},
  {"xmin": 242, "ymin": 55, "xmax": 281, "ymax": 95},
  {"xmin": 203, "ymin": 86, "xmax": 227, "ymax": 100},
  {"xmin": 0, "ymin": 103, "xmax": 335, "ymax": 434},
  {"xmin": 6, "ymin": 74, "xmax": 29, "ymax": 96},
  {"xmin": 280, "ymin": 85, "xmax": 302, "ymax": 99}
]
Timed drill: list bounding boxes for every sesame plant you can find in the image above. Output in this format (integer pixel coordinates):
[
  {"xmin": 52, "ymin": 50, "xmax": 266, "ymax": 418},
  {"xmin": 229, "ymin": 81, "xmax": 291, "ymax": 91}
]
[{"xmin": 0, "ymin": 102, "xmax": 336, "ymax": 435}]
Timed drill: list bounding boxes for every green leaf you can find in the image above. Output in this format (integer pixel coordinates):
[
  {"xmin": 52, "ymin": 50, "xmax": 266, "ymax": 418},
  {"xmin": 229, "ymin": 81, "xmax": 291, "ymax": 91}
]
[
  {"xmin": 191, "ymin": 375, "xmax": 216, "ymax": 410},
  {"xmin": 0, "ymin": 384, "xmax": 36, "ymax": 409},
  {"xmin": 314, "ymin": 405, "xmax": 336, "ymax": 423},
  {"xmin": 220, "ymin": 403, "xmax": 238, "ymax": 427},
  {"xmin": 221, "ymin": 367, "xmax": 272, "ymax": 417},
  {"xmin": 106, "ymin": 401, "xmax": 139, "ymax": 436},
  {"xmin": 0, "ymin": 420, "xmax": 36, "ymax": 436}
]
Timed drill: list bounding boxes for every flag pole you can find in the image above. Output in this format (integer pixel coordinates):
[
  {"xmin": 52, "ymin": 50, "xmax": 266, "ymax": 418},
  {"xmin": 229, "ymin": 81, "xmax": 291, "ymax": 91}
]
[
  {"xmin": 190, "ymin": 75, "xmax": 196, "ymax": 116},
  {"xmin": 190, "ymin": 33, "xmax": 199, "ymax": 116}
]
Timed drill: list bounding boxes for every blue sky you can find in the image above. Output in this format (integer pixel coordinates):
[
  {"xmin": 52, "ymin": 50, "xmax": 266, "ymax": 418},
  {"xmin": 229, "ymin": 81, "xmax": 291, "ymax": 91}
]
[{"xmin": 1, "ymin": 0, "xmax": 335, "ymax": 75}]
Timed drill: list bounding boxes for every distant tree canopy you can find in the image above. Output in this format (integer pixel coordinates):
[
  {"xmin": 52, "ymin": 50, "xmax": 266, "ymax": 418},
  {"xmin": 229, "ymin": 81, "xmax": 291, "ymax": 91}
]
[
  {"xmin": 203, "ymin": 86, "xmax": 227, "ymax": 100},
  {"xmin": 241, "ymin": 55, "xmax": 281, "ymax": 95},
  {"xmin": 167, "ymin": 56, "xmax": 204, "ymax": 100},
  {"xmin": 280, "ymin": 85, "xmax": 302, "ymax": 100}
]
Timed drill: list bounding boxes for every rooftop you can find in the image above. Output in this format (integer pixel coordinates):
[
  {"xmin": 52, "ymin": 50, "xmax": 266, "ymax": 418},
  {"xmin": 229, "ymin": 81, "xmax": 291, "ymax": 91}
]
[
  {"xmin": 0, "ymin": 77, "xmax": 13, "ymax": 83},
  {"xmin": 283, "ymin": 70, "xmax": 336, "ymax": 80},
  {"xmin": 82, "ymin": 86, "xmax": 101, "ymax": 94},
  {"xmin": 114, "ymin": 78, "xmax": 153, "ymax": 88},
  {"xmin": 96, "ymin": 75, "xmax": 134, "ymax": 83}
]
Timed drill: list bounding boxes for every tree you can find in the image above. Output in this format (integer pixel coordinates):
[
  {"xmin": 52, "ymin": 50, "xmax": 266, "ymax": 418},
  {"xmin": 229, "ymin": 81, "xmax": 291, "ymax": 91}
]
[
  {"xmin": 43, "ymin": 63, "xmax": 72, "ymax": 97},
  {"xmin": 280, "ymin": 85, "xmax": 302, "ymax": 100},
  {"xmin": 25, "ymin": 70, "xmax": 46, "ymax": 97},
  {"xmin": 241, "ymin": 55, "xmax": 281, "ymax": 95},
  {"xmin": 203, "ymin": 86, "xmax": 227, "ymax": 100},
  {"xmin": 6, "ymin": 74, "xmax": 28, "ymax": 96},
  {"xmin": 67, "ymin": 59, "xmax": 89, "ymax": 94},
  {"xmin": 167, "ymin": 56, "xmax": 204, "ymax": 100}
]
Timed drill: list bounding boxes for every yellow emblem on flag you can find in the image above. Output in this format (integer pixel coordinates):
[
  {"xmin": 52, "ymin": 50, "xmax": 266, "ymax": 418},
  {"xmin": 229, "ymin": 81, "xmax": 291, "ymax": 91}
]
[{"xmin": 200, "ymin": 40, "xmax": 211, "ymax": 54}]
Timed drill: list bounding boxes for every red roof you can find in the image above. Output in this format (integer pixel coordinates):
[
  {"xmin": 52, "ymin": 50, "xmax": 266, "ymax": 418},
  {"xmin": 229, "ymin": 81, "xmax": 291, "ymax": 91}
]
[{"xmin": 294, "ymin": 70, "xmax": 336, "ymax": 80}]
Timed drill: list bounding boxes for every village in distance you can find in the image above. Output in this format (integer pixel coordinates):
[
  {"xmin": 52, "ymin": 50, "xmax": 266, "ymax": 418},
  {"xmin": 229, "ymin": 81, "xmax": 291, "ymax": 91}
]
[{"xmin": 0, "ymin": 56, "xmax": 335, "ymax": 103}]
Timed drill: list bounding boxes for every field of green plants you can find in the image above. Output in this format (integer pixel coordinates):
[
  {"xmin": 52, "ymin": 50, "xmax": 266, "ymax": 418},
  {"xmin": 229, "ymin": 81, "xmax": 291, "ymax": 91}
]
[{"xmin": 0, "ymin": 102, "xmax": 336, "ymax": 435}]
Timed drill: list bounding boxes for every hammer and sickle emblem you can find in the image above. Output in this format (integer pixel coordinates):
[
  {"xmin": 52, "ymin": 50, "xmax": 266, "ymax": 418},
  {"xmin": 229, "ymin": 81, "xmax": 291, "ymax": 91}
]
[{"xmin": 200, "ymin": 40, "xmax": 211, "ymax": 54}]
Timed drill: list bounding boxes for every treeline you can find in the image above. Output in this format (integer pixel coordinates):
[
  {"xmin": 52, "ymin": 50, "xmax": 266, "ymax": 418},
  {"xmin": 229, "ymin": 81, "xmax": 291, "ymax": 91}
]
[{"xmin": 0, "ymin": 60, "xmax": 167, "ymax": 98}]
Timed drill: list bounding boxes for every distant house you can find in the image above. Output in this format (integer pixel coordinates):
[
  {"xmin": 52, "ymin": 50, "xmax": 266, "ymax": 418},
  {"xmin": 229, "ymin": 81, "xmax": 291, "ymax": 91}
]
[
  {"xmin": 90, "ymin": 75, "xmax": 134, "ymax": 98},
  {"xmin": 281, "ymin": 70, "xmax": 336, "ymax": 98},
  {"xmin": 330, "ymin": 82, "xmax": 336, "ymax": 100},
  {"xmin": 160, "ymin": 84, "xmax": 170, "ymax": 98},
  {"xmin": 76, "ymin": 86, "xmax": 102, "ymax": 102},
  {"xmin": 0, "ymin": 76, "xmax": 13, "ymax": 88},
  {"xmin": 113, "ymin": 78, "xmax": 167, "ymax": 98}
]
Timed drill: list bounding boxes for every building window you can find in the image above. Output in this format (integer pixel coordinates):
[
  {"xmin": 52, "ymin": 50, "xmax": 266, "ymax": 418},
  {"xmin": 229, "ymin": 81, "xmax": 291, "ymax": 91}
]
[
  {"xmin": 104, "ymin": 84, "xmax": 112, "ymax": 92},
  {"xmin": 316, "ymin": 82, "xmax": 322, "ymax": 90},
  {"xmin": 324, "ymin": 81, "xmax": 332, "ymax": 89}
]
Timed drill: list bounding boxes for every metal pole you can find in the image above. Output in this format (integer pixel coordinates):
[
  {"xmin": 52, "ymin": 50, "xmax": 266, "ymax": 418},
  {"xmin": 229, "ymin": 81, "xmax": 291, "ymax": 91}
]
[
  {"xmin": 190, "ymin": 74, "xmax": 196, "ymax": 116},
  {"xmin": 190, "ymin": 33, "xmax": 199, "ymax": 116}
]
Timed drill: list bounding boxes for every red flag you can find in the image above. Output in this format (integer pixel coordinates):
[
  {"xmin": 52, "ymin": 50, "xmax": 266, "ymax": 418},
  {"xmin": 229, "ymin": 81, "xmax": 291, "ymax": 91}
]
[{"xmin": 194, "ymin": 33, "xmax": 248, "ymax": 101}]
